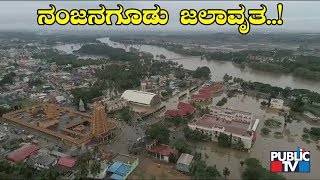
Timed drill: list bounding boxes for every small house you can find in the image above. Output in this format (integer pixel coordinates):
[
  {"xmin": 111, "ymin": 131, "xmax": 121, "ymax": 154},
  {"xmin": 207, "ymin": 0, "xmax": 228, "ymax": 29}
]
[
  {"xmin": 270, "ymin": 98, "xmax": 284, "ymax": 110},
  {"xmin": 176, "ymin": 153, "xmax": 194, "ymax": 173}
]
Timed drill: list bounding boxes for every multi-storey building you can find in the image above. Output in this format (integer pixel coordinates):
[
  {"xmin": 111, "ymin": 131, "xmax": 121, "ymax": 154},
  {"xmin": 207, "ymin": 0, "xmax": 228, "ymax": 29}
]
[{"xmin": 188, "ymin": 106, "xmax": 259, "ymax": 149}]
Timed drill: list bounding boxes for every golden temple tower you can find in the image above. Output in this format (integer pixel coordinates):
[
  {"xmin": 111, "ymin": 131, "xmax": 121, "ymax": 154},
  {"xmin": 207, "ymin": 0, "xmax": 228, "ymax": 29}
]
[
  {"xmin": 91, "ymin": 105, "xmax": 116, "ymax": 140},
  {"xmin": 44, "ymin": 104, "xmax": 58, "ymax": 120}
]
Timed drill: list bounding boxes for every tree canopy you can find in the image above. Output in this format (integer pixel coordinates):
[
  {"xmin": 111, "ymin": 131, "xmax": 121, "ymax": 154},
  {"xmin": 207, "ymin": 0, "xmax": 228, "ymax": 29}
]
[{"xmin": 146, "ymin": 124, "xmax": 170, "ymax": 144}]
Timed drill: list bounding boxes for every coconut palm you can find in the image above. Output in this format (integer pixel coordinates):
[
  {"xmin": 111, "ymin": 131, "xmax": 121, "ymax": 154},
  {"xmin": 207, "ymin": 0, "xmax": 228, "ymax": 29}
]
[{"xmin": 223, "ymin": 167, "xmax": 230, "ymax": 179}]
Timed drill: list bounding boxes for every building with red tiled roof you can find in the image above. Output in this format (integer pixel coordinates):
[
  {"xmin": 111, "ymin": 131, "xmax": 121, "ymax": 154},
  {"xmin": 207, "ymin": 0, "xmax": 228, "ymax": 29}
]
[
  {"xmin": 58, "ymin": 157, "xmax": 76, "ymax": 168},
  {"xmin": 6, "ymin": 144, "xmax": 40, "ymax": 162},
  {"xmin": 165, "ymin": 102, "xmax": 195, "ymax": 118},
  {"xmin": 190, "ymin": 92, "xmax": 213, "ymax": 102},
  {"xmin": 190, "ymin": 83, "xmax": 224, "ymax": 102},
  {"xmin": 199, "ymin": 83, "xmax": 224, "ymax": 94},
  {"xmin": 146, "ymin": 141, "xmax": 177, "ymax": 162}
]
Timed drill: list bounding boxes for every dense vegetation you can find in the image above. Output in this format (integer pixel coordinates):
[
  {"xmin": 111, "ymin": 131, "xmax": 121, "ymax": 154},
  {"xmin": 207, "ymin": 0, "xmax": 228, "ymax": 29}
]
[
  {"xmin": 189, "ymin": 153, "xmax": 222, "ymax": 180},
  {"xmin": 225, "ymin": 74, "xmax": 320, "ymax": 104},
  {"xmin": 145, "ymin": 124, "xmax": 170, "ymax": 144},
  {"xmin": 0, "ymin": 72, "xmax": 16, "ymax": 86},
  {"xmin": 241, "ymin": 158, "xmax": 285, "ymax": 180},
  {"xmin": 32, "ymin": 49, "xmax": 103, "ymax": 67},
  {"xmin": 216, "ymin": 97, "xmax": 228, "ymax": 106},
  {"xmin": 192, "ymin": 66, "xmax": 211, "ymax": 79},
  {"xmin": 76, "ymin": 43, "xmax": 141, "ymax": 61}
]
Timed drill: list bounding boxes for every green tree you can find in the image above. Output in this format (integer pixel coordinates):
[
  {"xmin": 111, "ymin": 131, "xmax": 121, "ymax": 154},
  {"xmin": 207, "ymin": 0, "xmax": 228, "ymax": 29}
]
[
  {"xmin": 146, "ymin": 124, "xmax": 170, "ymax": 144},
  {"xmin": 174, "ymin": 139, "xmax": 191, "ymax": 153},
  {"xmin": 218, "ymin": 133, "xmax": 231, "ymax": 147},
  {"xmin": 290, "ymin": 97, "xmax": 305, "ymax": 112},
  {"xmin": 90, "ymin": 161, "xmax": 101, "ymax": 178},
  {"xmin": 193, "ymin": 66, "xmax": 211, "ymax": 79},
  {"xmin": 261, "ymin": 127, "xmax": 271, "ymax": 135},
  {"xmin": 76, "ymin": 152, "xmax": 93, "ymax": 178},
  {"xmin": 240, "ymin": 161, "xmax": 245, "ymax": 167},
  {"xmin": 223, "ymin": 74, "xmax": 232, "ymax": 82},
  {"xmin": 120, "ymin": 107, "xmax": 132, "ymax": 122},
  {"xmin": 242, "ymin": 158, "xmax": 285, "ymax": 180},
  {"xmin": 223, "ymin": 167, "xmax": 231, "ymax": 179}
]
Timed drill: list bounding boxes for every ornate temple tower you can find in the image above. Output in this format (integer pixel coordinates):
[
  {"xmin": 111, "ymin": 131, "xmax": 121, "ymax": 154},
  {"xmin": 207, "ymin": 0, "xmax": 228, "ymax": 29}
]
[
  {"xmin": 91, "ymin": 105, "xmax": 116, "ymax": 140},
  {"xmin": 44, "ymin": 104, "xmax": 57, "ymax": 120}
]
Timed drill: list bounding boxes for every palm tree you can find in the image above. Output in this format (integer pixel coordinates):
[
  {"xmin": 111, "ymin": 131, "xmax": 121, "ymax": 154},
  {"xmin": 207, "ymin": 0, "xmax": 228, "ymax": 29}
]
[
  {"xmin": 240, "ymin": 161, "xmax": 245, "ymax": 167},
  {"xmin": 223, "ymin": 167, "xmax": 230, "ymax": 180}
]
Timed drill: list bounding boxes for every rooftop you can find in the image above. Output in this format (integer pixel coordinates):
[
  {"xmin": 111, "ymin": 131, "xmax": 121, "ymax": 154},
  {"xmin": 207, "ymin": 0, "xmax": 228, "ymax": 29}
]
[
  {"xmin": 30, "ymin": 152, "xmax": 56, "ymax": 167},
  {"xmin": 149, "ymin": 144, "xmax": 176, "ymax": 156},
  {"xmin": 165, "ymin": 102, "xmax": 195, "ymax": 117},
  {"xmin": 177, "ymin": 153, "xmax": 194, "ymax": 166},
  {"xmin": 7, "ymin": 144, "xmax": 40, "ymax": 162},
  {"xmin": 121, "ymin": 90, "xmax": 160, "ymax": 105},
  {"xmin": 199, "ymin": 83, "xmax": 224, "ymax": 93},
  {"xmin": 190, "ymin": 114, "xmax": 253, "ymax": 137},
  {"xmin": 210, "ymin": 105, "xmax": 252, "ymax": 116},
  {"xmin": 190, "ymin": 92, "xmax": 212, "ymax": 100},
  {"xmin": 58, "ymin": 157, "xmax": 77, "ymax": 168}
]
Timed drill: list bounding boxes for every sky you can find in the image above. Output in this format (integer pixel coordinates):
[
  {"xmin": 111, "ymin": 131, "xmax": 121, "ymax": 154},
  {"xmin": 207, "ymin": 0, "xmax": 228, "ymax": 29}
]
[{"xmin": 0, "ymin": 1, "xmax": 319, "ymax": 33}]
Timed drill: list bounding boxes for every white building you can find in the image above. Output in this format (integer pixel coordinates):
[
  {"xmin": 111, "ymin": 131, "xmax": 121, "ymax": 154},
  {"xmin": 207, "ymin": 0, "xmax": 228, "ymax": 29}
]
[
  {"xmin": 55, "ymin": 95, "xmax": 66, "ymax": 104},
  {"xmin": 121, "ymin": 90, "xmax": 161, "ymax": 106},
  {"xmin": 188, "ymin": 113, "xmax": 259, "ymax": 149},
  {"xmin": 209, "ymin": 106, "xmax": 253, "ymax": 123},
  {"xmin": 270, "ymin": 98, "xmax": 284, "ymax": 110}
]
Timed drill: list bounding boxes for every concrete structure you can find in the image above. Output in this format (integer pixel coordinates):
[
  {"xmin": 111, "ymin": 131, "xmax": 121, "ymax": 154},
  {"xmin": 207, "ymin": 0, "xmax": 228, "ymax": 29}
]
[
  {"xmin": 188, "ymin": 113, "xmax": 258, "ymax": 149},
  {"xmin": 2, "ymin": 103, "xmax": 116, "ymax": 145},
  {"xmin": 209, "ymin": 106, "xmax": 253, "ymax": 123},
  {"xmin": 176, "ymin": 153, "xmax": 194, "ymax": 173},
  {"xmin": 29, "ymin": 152, "xmax": 57, "ymax": 169},
  {"xmin": 107, "ymin": 153, "xmax": 139, "ymax": 180},
  {"xmin": 270, "ymin": 98, "xmax": 284, "ymax": 110},
  {"xmin": 304, "ymin": 111, "xmax": 320, "ymax": 122},
  {"xmin": 121, "ymin": 90, "xmax": 161, "ymax": 106}
]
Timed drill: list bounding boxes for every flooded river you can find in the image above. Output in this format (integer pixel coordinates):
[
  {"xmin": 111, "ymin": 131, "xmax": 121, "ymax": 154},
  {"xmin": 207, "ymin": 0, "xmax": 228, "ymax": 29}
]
[{"xmin": 54, "ymin": 37, "xmax": 320, "ymax": 93}]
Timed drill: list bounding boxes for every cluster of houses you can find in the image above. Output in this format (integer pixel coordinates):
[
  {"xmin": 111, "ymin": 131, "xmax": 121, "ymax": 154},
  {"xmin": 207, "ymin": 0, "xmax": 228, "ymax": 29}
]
[{"xmin": 2, "ymin": 142, "xmax": 143, "ymax": 180}]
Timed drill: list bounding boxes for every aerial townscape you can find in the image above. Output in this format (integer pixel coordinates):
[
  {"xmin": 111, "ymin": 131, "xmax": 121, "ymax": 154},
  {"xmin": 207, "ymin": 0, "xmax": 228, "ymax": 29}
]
[{"xmin": 1, "ymin": 30, "xmax": 320, "ymax": 180}]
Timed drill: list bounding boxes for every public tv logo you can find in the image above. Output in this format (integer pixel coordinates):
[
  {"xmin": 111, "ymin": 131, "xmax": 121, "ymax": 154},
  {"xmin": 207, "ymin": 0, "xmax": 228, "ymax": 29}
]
[{"xmin": 270, "ymin": 146, "xmax": 310, "ymax": 173}]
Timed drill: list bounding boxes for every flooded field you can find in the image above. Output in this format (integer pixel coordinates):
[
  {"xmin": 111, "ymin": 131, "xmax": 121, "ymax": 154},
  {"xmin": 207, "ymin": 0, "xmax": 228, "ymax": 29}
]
[{"xmin": 196, "ymin": 93, "xmax": 320, "ymax": 179}]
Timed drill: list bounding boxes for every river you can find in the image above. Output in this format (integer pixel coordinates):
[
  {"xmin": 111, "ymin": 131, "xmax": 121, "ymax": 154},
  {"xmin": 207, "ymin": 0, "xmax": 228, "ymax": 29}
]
[{"xmin": 54, "ymin": 37, "xmax": 320, "ymax": 93}]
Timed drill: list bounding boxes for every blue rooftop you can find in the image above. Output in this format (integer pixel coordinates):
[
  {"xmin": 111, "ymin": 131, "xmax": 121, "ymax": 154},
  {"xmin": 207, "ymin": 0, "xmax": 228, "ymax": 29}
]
[
  {"xmin": 108, "ymin": 162, "xmax": 123, "ymax": 173},
  {"xmin": 110, "ymin": 173, "xmax": 124, "ymax": 180},
  {"xmin": 108, "ymin": 162, "xmax": 133, "ymax": 180}
]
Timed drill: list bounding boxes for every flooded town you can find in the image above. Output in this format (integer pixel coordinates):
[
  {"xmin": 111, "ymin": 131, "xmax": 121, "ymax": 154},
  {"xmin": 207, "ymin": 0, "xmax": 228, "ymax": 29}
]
[{"xmin": 1, "ymin": 2, "xmax": 320, "ymax": 180}]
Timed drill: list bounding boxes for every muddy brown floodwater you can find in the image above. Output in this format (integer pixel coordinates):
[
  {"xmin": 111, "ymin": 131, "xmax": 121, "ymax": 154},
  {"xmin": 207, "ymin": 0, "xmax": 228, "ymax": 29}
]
[
  {"xmin": 195, "ymin": 93, "xmax": 320, "ymax": 179},
  {"xmin": 54, "ymin": 38, "xmax": 320, "ymax": 93}
]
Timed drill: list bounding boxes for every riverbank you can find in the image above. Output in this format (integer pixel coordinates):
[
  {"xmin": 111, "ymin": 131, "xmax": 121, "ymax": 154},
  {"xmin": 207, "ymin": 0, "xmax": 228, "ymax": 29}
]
[
  {"xmin": 109, "ymin": 36, "xmax": 320, "ymax": 82},
  {"xmin": 53, "ymin": 38, "xmax": 320, "ymax": 93}
]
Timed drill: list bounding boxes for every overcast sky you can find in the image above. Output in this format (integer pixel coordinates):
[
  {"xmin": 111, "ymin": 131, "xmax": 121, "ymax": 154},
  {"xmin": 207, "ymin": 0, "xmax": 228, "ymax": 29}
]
[{"xmin": 0, "ymin": 1, "xmax": 319, "ymax": 33}]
